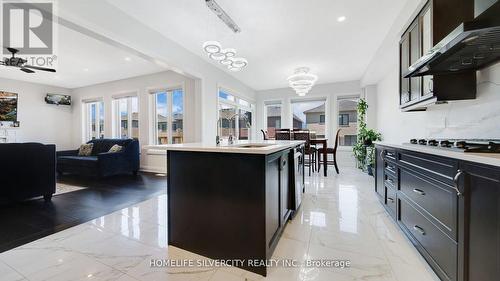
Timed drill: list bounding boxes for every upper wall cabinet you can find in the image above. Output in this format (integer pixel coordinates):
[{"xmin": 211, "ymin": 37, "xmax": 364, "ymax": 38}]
[{"xmin": 399, "ymin": 0, "xmax": 477, "ymax": 111}]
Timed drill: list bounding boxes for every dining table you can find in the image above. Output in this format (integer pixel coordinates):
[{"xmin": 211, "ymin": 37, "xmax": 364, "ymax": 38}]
[{"xmin": 310, "ymin": 138, "xmax": 328, "ymax": 177}]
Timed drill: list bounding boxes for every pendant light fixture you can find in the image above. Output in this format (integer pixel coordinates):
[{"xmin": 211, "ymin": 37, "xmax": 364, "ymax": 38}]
[{"xmin": 287, "ymin": 67, "xmax": 318, "ymax": 96}]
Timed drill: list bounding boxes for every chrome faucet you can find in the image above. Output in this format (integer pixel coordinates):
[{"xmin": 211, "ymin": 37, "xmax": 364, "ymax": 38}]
[
  {"xmin": 228, "ymin": 113, "xmax": 251, "ymax": 145},
  {"xmin": 216, "ymin": 114, "xmax": 251, "ymax": 145}
]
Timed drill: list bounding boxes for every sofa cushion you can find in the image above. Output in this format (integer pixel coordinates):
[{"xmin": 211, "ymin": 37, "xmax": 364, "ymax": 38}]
[
  {"xmin": 78, "ymin": 143, "xmax": 93, "ymax": 156},
  {"xmin": 58, "ymin": 156, "xmax": 98, "ymax": 168},
  {"xmin": 88, "ymin": 139, "xmax": 133, "ymax": 155},
  {"xmin": 108, "ymin": 144, "xmax": 123, "ymax": 153}
]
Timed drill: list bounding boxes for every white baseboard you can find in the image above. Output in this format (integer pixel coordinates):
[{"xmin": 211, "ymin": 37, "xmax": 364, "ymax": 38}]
[{"xmin": 140, "ymin": 165, "xmax": 167, "ymax": 174}]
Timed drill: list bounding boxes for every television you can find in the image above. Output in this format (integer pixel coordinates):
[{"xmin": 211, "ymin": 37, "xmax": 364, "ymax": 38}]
[
  {"xmin": 45, "ymin": 93, "xmax": 71, "ymax": 106},
  {"xmin": 0, "ymin": 91, "xmax": 18, "ymax": 122}
]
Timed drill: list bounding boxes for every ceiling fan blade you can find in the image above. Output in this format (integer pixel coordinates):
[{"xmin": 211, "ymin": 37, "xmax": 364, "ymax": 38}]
[
  {"xmin": 6, "ymin": 47, "xmax": 19, "ymax": 54},
  {"xmin": 23, "ymin": 65, "xmax": 56, "ymax": 72},
  {"xmin": 20, "ymin": 68, "xmax": 35, "ymax": 73}
]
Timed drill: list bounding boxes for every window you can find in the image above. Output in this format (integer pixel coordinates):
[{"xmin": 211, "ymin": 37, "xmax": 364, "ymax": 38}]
[
  {"xmin": 264, "ymin": 102, "xmax": 282, "ymax": 139},
  {"xmin": 338, "ymin": 114, "xmax": 349, "ymax": 126},
  {"xmin": 152, "ymin": 89, "xmax": 184, "ymax": 144},
  {"xmin": 291, "ymin": 99, "xmax": 326, "ymax": 138},
  {"xmin": 84, "ymin": 101, "xmax": 104, "ymax": 141},
  {"xmin": 344, "ymin": 135, "xmax": 357, "ymax": 146},
  {"xmin": 338, "ymin": 96, "xmax": 359, "ymax": 146},
  {"xmin": 217, "ymin": 89, "xmax": 254, "ymax": 140},
  {"xmin": 114, "ymin": 96, "xmax": 139, "ymax": 140},
  {"xmin": 319, "ymin": 114, "xmax": 326, "ymax": 124}
]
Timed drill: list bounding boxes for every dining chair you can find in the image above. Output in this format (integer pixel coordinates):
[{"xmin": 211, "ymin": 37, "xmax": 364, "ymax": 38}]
[
  {"xmin": 293, "ymin": 131, "xmax": 317, "ymax": 176},
  {"xmin": 275, "ymin": 129, "xmax": 291, "ymax": 140},
  {"xmin": 261, "ymin": 129, "xmax": 269, "ymax": 140},
  {"xmin": 318, "ymin": 129, "xmax": 341, "ymax": 174}
]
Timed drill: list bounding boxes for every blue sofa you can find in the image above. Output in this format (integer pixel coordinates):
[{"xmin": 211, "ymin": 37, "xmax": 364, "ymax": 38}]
[
  {"xmin": 0, "ymin": 143, "xmax": 56, "ymax": 202},
  {"xmin": 57, "ymin": 139, "xmax": 140, "ymax": 177}
]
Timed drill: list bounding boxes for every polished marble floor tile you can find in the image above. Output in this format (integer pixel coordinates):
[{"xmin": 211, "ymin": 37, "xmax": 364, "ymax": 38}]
[{"xmin": 0, "ymin": 167, "xmax": 440, "ymax": 281}]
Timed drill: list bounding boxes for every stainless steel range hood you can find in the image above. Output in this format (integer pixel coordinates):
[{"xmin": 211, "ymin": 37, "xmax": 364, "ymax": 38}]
[{"xmin": 404, "ymin": 1, "xmax": 500, "ymax": 78}]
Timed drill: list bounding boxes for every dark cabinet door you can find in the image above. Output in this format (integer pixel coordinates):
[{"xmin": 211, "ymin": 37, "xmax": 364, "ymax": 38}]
[
  {"xmin": 457, "ymin": 163, "xmax": 500, "ymax": 281},
  {"xmin": 399, "ymin": 34, "xmax": 410, "ymax": 105},
  {"xmin": 265, "ymin": 153, "xmax": 281, "ymax": 249},
  {"xmin": 409, "ymin": 21, "xmax": 421, "ymax": 102},
  {"xmin": 375, "ymin": 147, "xmax": 385, "ymax": 200},
  {"xmin": 420, "ymin": 3, "xmax": 433, "ymax": 98}
]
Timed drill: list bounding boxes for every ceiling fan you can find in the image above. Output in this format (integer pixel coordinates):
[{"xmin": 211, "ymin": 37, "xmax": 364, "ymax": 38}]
[{"xmin": 0, "ymin": 47, "xmax": 56, "ymax": 73}]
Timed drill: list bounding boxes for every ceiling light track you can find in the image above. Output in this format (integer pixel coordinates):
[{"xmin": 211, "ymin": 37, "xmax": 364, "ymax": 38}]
[{"xmin": 205, "ymin": 0, "xmax": 241, "ymax": 33}]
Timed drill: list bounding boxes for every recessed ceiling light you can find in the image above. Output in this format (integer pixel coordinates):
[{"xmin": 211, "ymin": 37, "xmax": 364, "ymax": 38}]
[
  {"xmin": 337, "ymin": 16, "xmax": 346, "ymax": 22},
  {"xmin": 124, "ymin": 57, "xmax": 131, "ymax": 61},
  {"xmin": 83, "ymin": 68, "xmax": 89, "ymax": 72}
]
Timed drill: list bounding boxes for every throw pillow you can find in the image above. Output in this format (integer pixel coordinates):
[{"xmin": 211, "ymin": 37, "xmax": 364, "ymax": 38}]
[
  {"xmin": 78, "ymin": 143, "xmax": 94, "ymax": 156},
  {"xmin": 108, "ymin": 144, "xmax": 123, "ymax": 153}
]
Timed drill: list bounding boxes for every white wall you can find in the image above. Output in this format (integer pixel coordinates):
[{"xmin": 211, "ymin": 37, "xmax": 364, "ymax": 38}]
[
  {"xmin": 256, "ymin": 81, "xmax": 363, "ymax": 168},
  {"xmin": 256, "ymin": 80, "xmax": 362, "ymax": 141},
  {"xmin": 57, "ymin": 0, "xmax": 257, "ymax": 144},
  {"xmin": 71, "ymin": 71, "xmax": 195, "ymax": 173},
  {"xmin": 0, "ymin": 77, "xmax": 73, "ymax": 149},
  {"xmin": 367, "ymin": 0, "xmax": 500, "ymax": 144}
]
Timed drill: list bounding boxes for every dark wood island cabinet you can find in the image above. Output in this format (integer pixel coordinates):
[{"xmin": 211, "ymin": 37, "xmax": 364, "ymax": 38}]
[
  {"xmin": 166, "ymin": 141, "xmax": 305, "ymax": 276},
  {"xmin": 375, "ymin": 143, "xmax": 500, "ymax": 281}
]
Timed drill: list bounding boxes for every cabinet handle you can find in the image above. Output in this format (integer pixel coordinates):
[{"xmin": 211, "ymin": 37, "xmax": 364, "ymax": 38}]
[
  {"xmin": 413, "ymin": 225, "xmax": 426, "ymax": 235},
  {"xmin": 428, "ymin": 78, "xmax": 433, "ymax": 93},
  {"xmin": 380, "ymin": 150, "xmax": 385, "ymax": 161},
  {"xmin": 453, "ymin": 170, "xmax": 465, "ymax": 197},
  {"xmin": 412, "ymin": 188, "xmax": 425, "ymax": 196},
  {"xmin": 387, "ymin": 197, "xmax": 395, "ymax": 203}
]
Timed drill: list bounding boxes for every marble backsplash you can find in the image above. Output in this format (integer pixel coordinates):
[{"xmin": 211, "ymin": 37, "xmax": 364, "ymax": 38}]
[{"xmin": 424, "ymin": 63, "xmax": 500, "ymax": 140}]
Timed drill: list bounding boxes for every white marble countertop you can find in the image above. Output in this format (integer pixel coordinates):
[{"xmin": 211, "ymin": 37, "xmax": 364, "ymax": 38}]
[
  {"xmin": 375, "ymin": 141, "xmax": 500, "ymax": 168},
  {"xmin": 144, "ymin": 140, "xmax": 305, "ymax": 155}
]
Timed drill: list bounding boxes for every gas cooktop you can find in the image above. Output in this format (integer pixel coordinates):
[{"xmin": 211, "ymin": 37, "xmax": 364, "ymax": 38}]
[{"xmin": 408, "ymin": 139, "xmax": 500, "ymax": 153}]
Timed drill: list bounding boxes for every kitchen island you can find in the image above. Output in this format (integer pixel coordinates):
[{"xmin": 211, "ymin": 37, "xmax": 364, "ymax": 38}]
[{"xmin": 164, "ymin": 140, "xmax": 305, "ymax": 276}]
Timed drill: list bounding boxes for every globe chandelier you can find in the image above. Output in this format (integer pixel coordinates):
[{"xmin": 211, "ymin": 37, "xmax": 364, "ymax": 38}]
[
  {"xmin": 202, "ymin": 41, "xmax": 248, "ymax": 72},
  {"xmin": 287, "ymin": 67, "xmax": 318, "ymax": 96}
]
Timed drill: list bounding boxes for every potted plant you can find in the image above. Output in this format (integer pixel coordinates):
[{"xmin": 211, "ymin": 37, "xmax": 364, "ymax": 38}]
[{"xmin": 352, "ymin": 99, "xmax": 382, "ymax": 174}]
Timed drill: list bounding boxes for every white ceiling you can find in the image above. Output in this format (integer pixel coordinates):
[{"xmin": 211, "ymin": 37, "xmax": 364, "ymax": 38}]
[
  {"xmin": 0, "ymin": 25, "xmax": 166, "ymax": 89},
  {"xmin": 107, "ymin": 0, "xmax": 408, "ymax": 91}
]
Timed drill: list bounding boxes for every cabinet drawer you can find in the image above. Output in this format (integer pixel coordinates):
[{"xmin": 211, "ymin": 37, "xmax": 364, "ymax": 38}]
[
  {"xmin": 384, "ymin": 173, "xmax": 397, "ymax": 190},
  {"xmin": 383, "ymin": 149, "xmax": 397, "ymax": 163},
  {"xmin": 399, "ymin": 150, "xmax": 458, "ymax": 184},
  {"xmin": 385, "ymin": 185, "xmax": 397, "ymax": 219},
  {"xmin": 399, "ymin": 198, "xmax": 457, "ymax": 281},
  {"xmin": 400, "ymin": 168, "xmax": 457, "ymax": 240},
  {"xmin": 384, "ymin": 161, "xmax": 397, "ymax": 177}
]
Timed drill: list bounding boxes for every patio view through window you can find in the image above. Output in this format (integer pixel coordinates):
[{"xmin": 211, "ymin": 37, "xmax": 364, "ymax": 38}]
[
  {"xmin": 337, "ymin": 96, "xmax": 359, "ymax": 146},
  {"xmin": 85, "ymin": 101, "xmax": 104, "ymax": 141},
  {"xmin": 292, "ymin": 99, "xmax": 327, "ymax": 138},
  {"xmin": 116, "ymin": 96, "xmax": 139, "ymax": 140},
  {"xmin": 265, "ymin": 102, "xmax": 282, "ymax": 139},
  {"xmin": 218, "ymin": 89, "xmax": 254, "ymax": 140},
  {"xmin": 153, "ymin": 89, "xmax": 184, "ymax": 144}
]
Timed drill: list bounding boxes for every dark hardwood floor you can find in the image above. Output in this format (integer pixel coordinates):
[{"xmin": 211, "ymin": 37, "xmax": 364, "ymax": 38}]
[{"xmin": 0, "ymin": 172, "xmax": 166, "ymax": 253}]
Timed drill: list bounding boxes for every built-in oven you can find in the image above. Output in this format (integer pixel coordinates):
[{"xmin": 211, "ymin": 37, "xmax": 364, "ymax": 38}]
[{"xmin": 290, "ymin": 144, "xmax": 305, "ymax": 216}]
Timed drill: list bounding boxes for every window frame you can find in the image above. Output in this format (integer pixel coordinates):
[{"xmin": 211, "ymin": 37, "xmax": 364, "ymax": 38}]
[
  {"xmin": 263, "ymin": 100, "xmax": 283, "ymax": 139},
  {"xmin": 217, "ymin": 87, "xmax": 255, "ymax": 140},
  {"xmin": 290, "ymin": 97, "xmax": 328, "ymax": 136},
  {"xmin": 150, "ymin": 86, "xmax": 185, "ymax": 145},
  {"xmin": 83, "ymin": 99, "xmax": 104, "ymax": 142},
  {"xmin": 113, "ymin": 95, "xmax": 139, "ymax": 140}
]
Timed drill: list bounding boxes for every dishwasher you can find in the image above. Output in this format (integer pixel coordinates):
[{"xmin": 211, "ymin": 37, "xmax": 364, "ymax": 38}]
[{"xmin": 290, "ymin": 144, "xmax": 305, "ymax": 216}]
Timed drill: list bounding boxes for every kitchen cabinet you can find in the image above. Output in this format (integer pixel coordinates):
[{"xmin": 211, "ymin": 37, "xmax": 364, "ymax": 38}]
[
  {"xmin": 399, "ymin": 0, "xmax": 476, "ymax": 111},
  {"xmin": 167, "ymin": 144, "xmax": 300, "ymax": 276},
  {"xmin": 456, "ymin": 162, "xmax": 500, "ymax": 281},
  {"xmin": 375, "ymin": 144, "xmax": 500, "ymax": 281}
]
